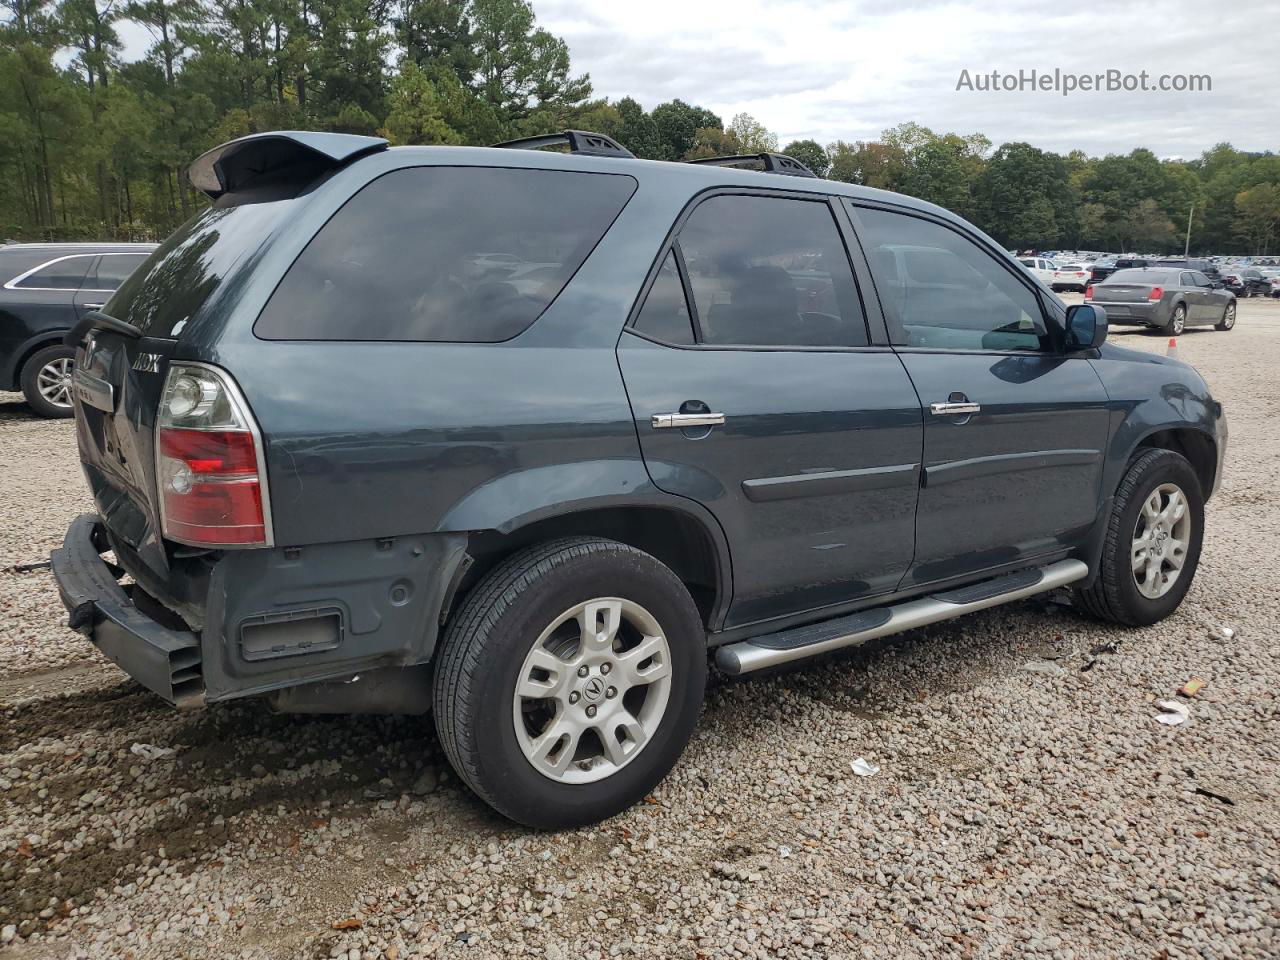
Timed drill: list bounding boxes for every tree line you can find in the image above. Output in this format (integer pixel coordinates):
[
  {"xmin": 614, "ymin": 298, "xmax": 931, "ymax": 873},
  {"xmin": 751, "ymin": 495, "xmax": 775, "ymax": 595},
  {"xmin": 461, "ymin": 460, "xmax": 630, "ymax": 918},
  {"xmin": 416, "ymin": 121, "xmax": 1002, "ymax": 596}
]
[{"xmin": 2, "ymin": 0, "xmax": 1278, "ymax": 254}]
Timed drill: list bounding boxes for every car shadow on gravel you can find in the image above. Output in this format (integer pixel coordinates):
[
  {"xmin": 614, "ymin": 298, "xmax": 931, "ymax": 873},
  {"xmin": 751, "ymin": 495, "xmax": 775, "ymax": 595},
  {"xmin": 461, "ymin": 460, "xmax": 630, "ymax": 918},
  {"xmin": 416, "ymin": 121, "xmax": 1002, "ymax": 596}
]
[
  {"xmin": 0, "ymin": 394, "xmax": 41, "ymax": 422},
  {"xmin": 0, "ymin": 594, "xmax": 1096, "ymax": 933}
]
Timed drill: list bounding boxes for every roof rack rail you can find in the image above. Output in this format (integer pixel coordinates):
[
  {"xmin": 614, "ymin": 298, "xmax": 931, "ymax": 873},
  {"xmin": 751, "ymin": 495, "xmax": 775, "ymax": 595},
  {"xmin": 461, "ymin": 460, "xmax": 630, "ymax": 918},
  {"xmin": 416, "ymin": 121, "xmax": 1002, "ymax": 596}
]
[
  {"xmin": 687, "ymin": 153, "xmax": 817, "ymax": 178},
  {"xmin": 490, "ymin": 130, "xmax": 635, "ymax": 159}
]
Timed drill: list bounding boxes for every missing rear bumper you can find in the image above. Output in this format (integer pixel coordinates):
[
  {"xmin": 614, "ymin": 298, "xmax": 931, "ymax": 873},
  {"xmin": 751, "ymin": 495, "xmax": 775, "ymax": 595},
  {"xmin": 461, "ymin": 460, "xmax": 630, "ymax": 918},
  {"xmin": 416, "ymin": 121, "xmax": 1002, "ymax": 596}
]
[{"xmin": 51, "ymin": 514, "xmax": 205, "ymax": 708}]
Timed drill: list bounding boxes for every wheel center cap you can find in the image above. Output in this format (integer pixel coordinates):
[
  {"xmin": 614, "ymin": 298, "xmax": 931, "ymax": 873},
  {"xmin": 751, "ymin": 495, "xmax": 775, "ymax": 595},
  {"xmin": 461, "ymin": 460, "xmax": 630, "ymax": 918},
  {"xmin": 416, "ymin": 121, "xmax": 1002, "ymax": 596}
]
[{"xmin": 582, "ymin": 676, "xmax": 606, "ymax": 703}]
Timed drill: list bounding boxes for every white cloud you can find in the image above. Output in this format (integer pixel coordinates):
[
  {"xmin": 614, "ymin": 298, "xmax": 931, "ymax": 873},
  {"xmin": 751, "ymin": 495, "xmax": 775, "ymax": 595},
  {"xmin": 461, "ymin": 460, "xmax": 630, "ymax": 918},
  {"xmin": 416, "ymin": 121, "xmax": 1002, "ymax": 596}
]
[
  {"xmin": 108, "ymin": 0, "xmax": 1279, "ymax": 158},
  {"xmin": 534, "ymin": 0, "xmax": 1279, "ymax": 158}
]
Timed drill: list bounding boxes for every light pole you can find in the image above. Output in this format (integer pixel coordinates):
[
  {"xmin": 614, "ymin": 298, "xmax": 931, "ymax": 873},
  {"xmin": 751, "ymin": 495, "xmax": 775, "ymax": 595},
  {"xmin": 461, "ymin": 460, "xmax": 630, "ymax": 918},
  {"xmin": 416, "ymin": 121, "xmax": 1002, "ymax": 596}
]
[{"xmin": 1183, "ymin": 202, "xmax": 1194, "ymax": 259}]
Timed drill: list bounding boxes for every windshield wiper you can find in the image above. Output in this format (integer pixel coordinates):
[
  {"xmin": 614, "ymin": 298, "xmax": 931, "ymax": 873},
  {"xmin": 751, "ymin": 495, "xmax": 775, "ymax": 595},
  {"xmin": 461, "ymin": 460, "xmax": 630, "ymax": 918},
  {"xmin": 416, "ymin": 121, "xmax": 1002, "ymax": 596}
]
[{"xmin": 64, "ymin": 310, "xmax": 143, "ymax": 347}]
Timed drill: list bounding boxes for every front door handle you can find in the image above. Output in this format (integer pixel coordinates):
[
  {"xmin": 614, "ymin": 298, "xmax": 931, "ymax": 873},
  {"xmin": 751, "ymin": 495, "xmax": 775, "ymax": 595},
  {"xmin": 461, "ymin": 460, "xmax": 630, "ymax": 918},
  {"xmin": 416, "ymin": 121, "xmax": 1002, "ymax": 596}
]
[
  {"xmin": 652, "ymin": 412, "xmax": 726, "ymax": 429},
  {"xmin": 82, "ymin": 303, "xmax": 104, "ymax": 310},
  {"xmin": 930, "ymin": 401, "xmax": 981, "ymax": 416}
]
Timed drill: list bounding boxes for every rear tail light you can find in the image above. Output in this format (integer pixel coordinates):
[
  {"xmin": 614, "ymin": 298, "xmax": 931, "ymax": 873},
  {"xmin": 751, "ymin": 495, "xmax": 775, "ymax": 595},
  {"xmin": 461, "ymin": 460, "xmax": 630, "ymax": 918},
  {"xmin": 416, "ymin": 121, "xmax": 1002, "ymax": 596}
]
[
  {"xmin": 1085, "ymin": 285, "xmax": 1094, "ymax": 299},
  {"xmin": 156, "ymin": 363, "xmax": 272, "ymax": 547},
  {"xmin": 1148, "ymin": 287, "xmax": 1163, "ymax": 301}
]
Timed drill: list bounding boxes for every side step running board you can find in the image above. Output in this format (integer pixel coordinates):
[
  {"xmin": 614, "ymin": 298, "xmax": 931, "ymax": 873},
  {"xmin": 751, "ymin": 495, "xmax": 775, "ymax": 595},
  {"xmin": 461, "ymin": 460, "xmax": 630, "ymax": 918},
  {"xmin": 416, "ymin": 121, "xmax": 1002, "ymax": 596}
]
[{"xmin": 715, "ymin": 559, "xmax": 1088, "ymax": 676}]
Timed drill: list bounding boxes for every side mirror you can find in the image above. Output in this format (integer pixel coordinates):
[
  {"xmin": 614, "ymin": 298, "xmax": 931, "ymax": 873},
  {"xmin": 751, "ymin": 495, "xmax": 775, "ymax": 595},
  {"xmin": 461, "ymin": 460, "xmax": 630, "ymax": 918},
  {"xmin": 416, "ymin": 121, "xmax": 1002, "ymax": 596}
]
[
  {"xmin": 1064, "ymin": 303, "xmax": 1107, "ymax": 350},
  {"xmin": 1211, "ymin": 281, "xmax": 1224, "ymax": 289}
]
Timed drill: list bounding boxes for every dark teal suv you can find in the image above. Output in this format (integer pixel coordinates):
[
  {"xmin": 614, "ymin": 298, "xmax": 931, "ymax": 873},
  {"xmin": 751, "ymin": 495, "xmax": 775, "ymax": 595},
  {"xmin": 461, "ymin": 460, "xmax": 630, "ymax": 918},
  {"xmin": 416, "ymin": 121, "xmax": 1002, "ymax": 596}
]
[{"xmin": 52, "ymin": 130, "xmax": 1226, "ymax": 828}]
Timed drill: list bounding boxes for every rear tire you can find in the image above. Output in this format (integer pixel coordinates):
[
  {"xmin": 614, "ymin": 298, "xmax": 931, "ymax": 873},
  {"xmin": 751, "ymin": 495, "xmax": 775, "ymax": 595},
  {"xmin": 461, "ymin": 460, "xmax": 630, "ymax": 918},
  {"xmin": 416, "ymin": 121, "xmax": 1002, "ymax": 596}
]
[
  {"xmin": 432, "ymin": 537, "xmax": 706, "ymax": 829},
  {"xmin": 1072, "ymin": 448, "xmax": 1204, "ymax": 626},
  {"xmin": 1167, "ymin": 304, "xmax": 1187, "ymax": 336},
  {"xmin": 19, "ymin": 344, "xmax": 76, "ymax": 419},
  {"xmin": 1215, "ymin": 301, "xmax": 1236, "ymax": 331}
]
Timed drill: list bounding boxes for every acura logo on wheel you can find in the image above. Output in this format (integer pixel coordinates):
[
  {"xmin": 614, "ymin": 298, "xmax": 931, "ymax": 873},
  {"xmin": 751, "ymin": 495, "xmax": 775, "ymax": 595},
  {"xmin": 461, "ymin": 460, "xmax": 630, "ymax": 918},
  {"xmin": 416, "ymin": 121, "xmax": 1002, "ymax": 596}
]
[{"xmin": 583, "ymin": 676, "xmax": 606, "ymax": 702}]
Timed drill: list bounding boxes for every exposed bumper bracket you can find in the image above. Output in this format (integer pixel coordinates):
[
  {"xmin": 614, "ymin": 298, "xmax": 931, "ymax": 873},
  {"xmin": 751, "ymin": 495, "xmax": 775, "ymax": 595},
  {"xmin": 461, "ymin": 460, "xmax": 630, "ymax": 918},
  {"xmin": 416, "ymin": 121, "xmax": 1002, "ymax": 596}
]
[{"xmin": 51, "ymin": 514, "xmax": 205, "ymax": 709}]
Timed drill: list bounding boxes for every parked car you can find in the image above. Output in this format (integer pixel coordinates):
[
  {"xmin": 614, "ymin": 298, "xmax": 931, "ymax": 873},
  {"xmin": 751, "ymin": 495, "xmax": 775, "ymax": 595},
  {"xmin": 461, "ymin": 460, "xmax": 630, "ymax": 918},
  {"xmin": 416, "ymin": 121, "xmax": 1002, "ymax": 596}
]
[
  {"xmin": 1018, "ymin": 256, "xmax": 1058, "ymax": 283},
  {"xmin": 1221, "ymin": 267, "xmax": 1270, "ymax": 298},
  {"xmin": 1086, "ymin": 268, "xmax": 1236, "ymax": 335},
  {"xmin": 1050, "ymin": 263, "xmax": 1091, "ymax": 292},
  {"xmin": 1, "ymin": 242, "xmax": 156, "ymax": 416},
  {"xmin": 1154, "ymin": 258, "xmax": 1220, "ymax": 281},
  {"xmin": 1088, "ymin": 258, "xmax": 1118, "ymax": 283},
  {"xmin": 51, "ymin": 130, "xmax": 1227, "ymax": 829}
]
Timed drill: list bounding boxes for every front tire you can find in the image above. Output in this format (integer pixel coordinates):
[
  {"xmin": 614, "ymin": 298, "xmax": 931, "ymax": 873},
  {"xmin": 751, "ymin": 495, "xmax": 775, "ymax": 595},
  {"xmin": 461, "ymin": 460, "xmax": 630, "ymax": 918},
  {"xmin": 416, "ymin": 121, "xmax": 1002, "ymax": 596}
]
[
  {"xmin": 433, "ymin": 537, "xmax": 706, "ymax": 829},
  {"xmin": 19, "ymin": 344, "xmax": 76, "ymax": 418},
  {"xmin": 1215, "ymin": 301, "xmax": 1236, "ymax": 331},
  {"xmin": 1073, "ymin": 448, "xmax": 1204, "ymax": 626}
]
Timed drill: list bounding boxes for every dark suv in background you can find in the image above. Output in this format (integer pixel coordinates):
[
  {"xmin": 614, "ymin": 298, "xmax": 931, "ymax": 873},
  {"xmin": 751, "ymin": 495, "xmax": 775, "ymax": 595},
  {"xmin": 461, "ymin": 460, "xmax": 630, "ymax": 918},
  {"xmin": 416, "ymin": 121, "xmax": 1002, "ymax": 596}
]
[
  {"xmin": 1, "ymin": 242, "xmax": 155, "ymax": 416},
  {"xmin": 52, "ymin": 131, "xmax": 1225, "ymax": 829}
]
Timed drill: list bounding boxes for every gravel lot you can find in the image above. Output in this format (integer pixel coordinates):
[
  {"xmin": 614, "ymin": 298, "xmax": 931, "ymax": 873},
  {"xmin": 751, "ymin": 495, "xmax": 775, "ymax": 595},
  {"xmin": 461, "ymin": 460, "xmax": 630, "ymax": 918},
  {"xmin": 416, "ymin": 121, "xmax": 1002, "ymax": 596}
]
[{"xmin": 2, "ymin": 299, "xmax": 1278, "ymax": 959}]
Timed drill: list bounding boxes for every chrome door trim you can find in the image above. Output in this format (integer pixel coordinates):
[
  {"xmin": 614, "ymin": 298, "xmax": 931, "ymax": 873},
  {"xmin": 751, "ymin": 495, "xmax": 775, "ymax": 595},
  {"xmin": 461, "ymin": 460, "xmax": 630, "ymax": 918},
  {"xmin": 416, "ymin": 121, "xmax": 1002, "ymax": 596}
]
[
  {"xmin": 651, "ymin": 412, "xmax": 726, "ymax": 429},
  {"xmin": 929, "ymin": 401, "xmax": 981, "ymax": 416}
]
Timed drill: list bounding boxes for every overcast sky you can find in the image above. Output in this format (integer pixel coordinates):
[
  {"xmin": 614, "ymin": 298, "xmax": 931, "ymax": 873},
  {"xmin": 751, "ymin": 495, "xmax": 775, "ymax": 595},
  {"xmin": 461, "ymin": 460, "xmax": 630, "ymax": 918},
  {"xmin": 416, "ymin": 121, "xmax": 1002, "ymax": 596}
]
[
  {"xmin": 113, "ymin": 0, "xmax": 1277, "ymax": 160},
  {"xmin": 532, "ymin": 0, "xmax": 1278, "ymax": 160}
]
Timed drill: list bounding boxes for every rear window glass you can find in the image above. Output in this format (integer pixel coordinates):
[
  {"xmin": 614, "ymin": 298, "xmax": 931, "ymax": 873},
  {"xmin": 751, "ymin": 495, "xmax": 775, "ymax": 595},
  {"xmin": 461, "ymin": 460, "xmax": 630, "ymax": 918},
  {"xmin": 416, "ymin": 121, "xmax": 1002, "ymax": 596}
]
[
  {"xmin": 1106, "ymin": 269, "xmax": 1176, "ymax": 284},
  {"xmin": 13, "ymin": 255, "xmax": 92, "ymax": 290},
  {"xmin": 109, "ymin": 201, "xmax": 296, "ymax": 337},
  {"xmin": 89, "ymin": 254, "xmax": 149, "ymax": 291},
  {"xmin": 255, "ymin": 167, "xmax": 637, "ymax": 342}
]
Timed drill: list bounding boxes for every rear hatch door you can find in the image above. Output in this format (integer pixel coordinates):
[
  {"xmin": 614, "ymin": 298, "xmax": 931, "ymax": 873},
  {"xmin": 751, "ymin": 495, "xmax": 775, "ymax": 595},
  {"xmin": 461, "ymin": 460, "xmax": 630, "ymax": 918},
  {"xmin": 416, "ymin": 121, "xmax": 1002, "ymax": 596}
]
[{"xmin": 71, "ymin": 200, "xmax": 300, "ymax": 580}]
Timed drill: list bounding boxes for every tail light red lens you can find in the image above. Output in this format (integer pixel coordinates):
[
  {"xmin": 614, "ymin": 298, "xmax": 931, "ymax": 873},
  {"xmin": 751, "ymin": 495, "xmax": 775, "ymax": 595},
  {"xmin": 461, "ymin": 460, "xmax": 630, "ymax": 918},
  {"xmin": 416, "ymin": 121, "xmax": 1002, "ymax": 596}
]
[
  {"xmin": 156, "ymin": 364, "xmax": 271, "ymax": 548},
  {"xmin": 1085, "ymin": 285, "xmax": 1094, "ymax": 299},
  {"xmin": 1148, "ymin": 287, "xmax": 1164, "ymax": 301}
]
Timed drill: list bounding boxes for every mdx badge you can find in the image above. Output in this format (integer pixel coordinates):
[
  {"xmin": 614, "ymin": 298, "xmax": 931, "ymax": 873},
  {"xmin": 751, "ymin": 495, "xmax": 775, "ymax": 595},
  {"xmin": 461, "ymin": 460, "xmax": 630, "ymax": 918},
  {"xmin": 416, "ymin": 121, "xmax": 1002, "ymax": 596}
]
[{"xmin": 132, "ymin": 352, "xmax": 163, "ymax": 373}]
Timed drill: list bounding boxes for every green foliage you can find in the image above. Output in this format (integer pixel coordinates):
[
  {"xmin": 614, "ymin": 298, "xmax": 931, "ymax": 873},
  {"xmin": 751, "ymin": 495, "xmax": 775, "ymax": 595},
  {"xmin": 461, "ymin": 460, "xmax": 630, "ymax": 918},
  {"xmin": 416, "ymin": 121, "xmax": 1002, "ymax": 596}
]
[
  {"xmin": 727, "ymin": 112, "xmax": 776, "ymax": 154},
  {"xmin": 781, "ymin": 139, "xmax": 828, "ymax": 177},
  {"xmin": 1234, "ymin": 183, "xmax": 1280, "ymax": 253},
  {"xmin": 649, "ymin": 99, "xmax": 720, "ymax": 162}
]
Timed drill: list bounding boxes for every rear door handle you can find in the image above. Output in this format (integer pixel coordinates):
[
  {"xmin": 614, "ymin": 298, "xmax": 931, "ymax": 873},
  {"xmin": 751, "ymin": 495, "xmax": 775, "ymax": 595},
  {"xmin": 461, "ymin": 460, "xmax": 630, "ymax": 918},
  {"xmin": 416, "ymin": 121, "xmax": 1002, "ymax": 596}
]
[
  {"xmin": 930, "ymin": 401, "xmax": 981, "ymax": 416},
  {"xmin": 652, "ymin": 412, "xmax": 726, "ymax": 429},
  {"xmin": 82, "ymin": 303, "xmax": 104, "ymax": 310}
]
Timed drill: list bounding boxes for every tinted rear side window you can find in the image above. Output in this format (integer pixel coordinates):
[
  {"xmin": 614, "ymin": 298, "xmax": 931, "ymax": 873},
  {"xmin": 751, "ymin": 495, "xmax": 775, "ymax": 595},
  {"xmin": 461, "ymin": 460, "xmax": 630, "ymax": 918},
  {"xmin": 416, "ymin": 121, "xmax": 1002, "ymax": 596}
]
[
  {"xmin": 256, "ymin": 167, "xmax": 637, "ymax": 342},
  {"xmin": 677, "ymin": 195, "xmax": 867, "ymax": 348},
  {"xmin": 633, "ymin": 251, "xmax": 695, "ymax": 345},
  {"xmin": 13, "ymin": 255, "xmax": 92, "ymax": 290},
  {"xmin": 89, "ymin": 254, "xmax": 149, "ymax": 291}
]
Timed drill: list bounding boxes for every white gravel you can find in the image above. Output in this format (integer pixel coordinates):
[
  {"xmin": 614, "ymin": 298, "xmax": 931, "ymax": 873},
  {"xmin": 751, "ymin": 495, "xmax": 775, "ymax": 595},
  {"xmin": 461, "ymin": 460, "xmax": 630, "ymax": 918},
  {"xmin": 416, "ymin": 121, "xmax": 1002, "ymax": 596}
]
[{"xmin": 2, "ymin": 299, "xmax": 1278, "ymax": 959}]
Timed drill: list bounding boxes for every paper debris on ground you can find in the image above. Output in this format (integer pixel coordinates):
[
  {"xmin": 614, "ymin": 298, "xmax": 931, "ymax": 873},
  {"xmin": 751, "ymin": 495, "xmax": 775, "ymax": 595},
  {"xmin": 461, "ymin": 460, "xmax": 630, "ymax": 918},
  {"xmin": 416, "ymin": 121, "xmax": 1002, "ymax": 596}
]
[
  {"xmin": 1154, "ymin": 699, "xmax": 1190, "ymax": 726},
  {"xmin": 849, "ymin": 757, "xmax": 880, "ymax": 777}
]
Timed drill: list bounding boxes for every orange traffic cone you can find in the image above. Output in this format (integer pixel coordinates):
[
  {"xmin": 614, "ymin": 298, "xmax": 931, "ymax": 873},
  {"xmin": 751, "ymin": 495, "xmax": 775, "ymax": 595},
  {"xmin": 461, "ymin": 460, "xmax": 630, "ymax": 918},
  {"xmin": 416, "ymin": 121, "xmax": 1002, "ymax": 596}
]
[{"xmin": 1166, "ymin": 337, "xmax": 1179, "ymax": 359}]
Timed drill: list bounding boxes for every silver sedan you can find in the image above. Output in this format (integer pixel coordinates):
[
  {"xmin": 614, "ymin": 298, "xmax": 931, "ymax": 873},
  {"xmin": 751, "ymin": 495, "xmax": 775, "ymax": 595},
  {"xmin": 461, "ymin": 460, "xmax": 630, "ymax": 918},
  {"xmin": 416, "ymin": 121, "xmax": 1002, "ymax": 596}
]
[{"xmin": 1086, "ymin": 267, "xmax": 1236, "ymax": 335}]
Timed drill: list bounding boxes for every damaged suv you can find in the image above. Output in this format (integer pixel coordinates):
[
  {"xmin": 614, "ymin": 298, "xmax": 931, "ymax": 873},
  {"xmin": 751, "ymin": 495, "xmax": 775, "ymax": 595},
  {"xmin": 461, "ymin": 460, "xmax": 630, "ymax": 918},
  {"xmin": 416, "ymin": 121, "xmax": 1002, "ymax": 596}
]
[{"xmin": 53, "ymin": 130, "xmax": 1226, "ymax": 828}]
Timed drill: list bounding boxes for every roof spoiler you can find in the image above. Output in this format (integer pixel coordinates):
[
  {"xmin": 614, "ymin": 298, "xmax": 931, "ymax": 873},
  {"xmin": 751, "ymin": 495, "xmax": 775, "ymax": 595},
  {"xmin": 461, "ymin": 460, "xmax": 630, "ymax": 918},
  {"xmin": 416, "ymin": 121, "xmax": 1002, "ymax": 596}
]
[
  {"xmin": 188, "ymin": 131, "xmax": 389, "ymax": 200},
  {"xmin": 687, "ymin": 153, "xmax": 817, "ymax": 178},
  {"xmin": 490, "ymin": 130, "xmax": 635, "ymax": 159}
]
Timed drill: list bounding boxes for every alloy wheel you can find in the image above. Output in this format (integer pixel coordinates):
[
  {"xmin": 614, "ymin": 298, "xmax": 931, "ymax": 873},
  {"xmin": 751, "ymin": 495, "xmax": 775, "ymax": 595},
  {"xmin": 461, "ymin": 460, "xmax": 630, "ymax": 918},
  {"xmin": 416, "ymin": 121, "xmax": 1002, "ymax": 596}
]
[
  {"xmin": 1131, "ymin": 482, "xmax": 1192, "ymax": 599},
  {"xmin": 36, "ymin": 356, "xmax": 74, "ymax": 409},
  {"xmin": 513, "ymin": 597, "xmax": 673, "ymax": 784}
]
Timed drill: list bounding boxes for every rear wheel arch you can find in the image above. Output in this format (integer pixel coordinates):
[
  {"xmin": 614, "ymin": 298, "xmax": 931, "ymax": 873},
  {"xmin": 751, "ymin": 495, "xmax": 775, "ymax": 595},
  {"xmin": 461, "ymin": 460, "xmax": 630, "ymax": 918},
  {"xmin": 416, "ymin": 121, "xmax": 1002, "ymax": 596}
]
[
  {"xmin": 7, "ymin": 332, "xmax": 69, "ymax": 390},
  {"xmin": 454, "ymin": 504, "xmax": 730, "ymax": 633}
]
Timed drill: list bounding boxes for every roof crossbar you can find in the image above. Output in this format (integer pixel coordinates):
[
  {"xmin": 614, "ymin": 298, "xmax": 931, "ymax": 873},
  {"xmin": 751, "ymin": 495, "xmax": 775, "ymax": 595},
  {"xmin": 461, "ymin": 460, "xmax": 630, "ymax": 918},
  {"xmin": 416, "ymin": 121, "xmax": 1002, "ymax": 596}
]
[
  {"xmin": 687, "ymin": 153, "xmax": 818, "ymax": 178},
  {"xmin": 490, "ymin": 130, "xmax": 635, "ymax": 159}
]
